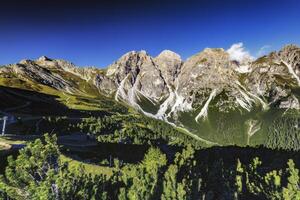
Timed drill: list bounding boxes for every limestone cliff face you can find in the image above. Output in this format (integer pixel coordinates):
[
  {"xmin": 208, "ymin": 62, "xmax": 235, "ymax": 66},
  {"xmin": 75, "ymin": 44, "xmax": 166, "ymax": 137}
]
[
  {"xmin": 154, "ymin": 50, "xmax": 182, "ymax": 87},
  {"xmin": 1, "ymin": 44, "xmax": 300, "ymax": 123},
  {"xmin": 104, "ymin": 50, "xmax": 169, "ymax": 103},
  {"xmin": 10, "ymin": 59, "xmax": 76, "ymax": 92},
  {"xmin": 244, "ymin": 45, "xmax": 300, "ymax": 110},
  {"xmin": 0, "ymin": 56, "xmax": 103, "ymax": 94},
  {"xmin": 176, "ymin": 48, "xmax": 240, "ymax": 111}
]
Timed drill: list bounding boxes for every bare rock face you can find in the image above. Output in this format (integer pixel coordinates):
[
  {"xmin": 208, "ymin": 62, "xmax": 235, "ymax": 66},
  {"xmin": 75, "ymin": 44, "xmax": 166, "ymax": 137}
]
[
  {"xmin": 244, "ymin": 45, "xmax": 300, "ymax": 109},
  {"xmin": 278, "ymin": 45, "xmax": 300, "ymax": 74},
  {"xmin": 94, "ymin": 73, "xmax": 117, "ymax": 94},
  {"xmin": 176, "ymin": 48, "xmax": 240, "ymax": 111},
  {"xmin": 103, "ymin": 51, "xmax": 169, "ymax": 103},
  {"xmin": 178, "ymin": 48, "xmax": 236, "ymax": 92},
  {"xmin": 1, "ymin": 56, "xmax": 106, "ymax": 95},
  {"xmin": 154, "ymin": 50, "xmax": 182, "ymax": 86},
  {"xmin": 279, "ymin": 95, "xmax": 300, "ymax": 109},
  {"xmin": 11, "ymin": 61, "xmax": 76, "ymax": 92},
  {"xmin": 37, "ymin": 56, "xmax": 51, "ymax": 62},
  {"xmin": 35, "ymin": 56, "xmax": 99, "ymax": 82}
]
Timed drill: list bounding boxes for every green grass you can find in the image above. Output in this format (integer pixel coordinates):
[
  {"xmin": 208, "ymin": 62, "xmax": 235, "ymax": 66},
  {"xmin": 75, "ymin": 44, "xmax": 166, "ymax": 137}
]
[
  {"xmin": 0, "ymin": 136, "xmax": 26, "ymax": 145},
  {"xmin": 174, "ymin": 102, "xmax": 288, "ymax": 147},
  {"xmin": 0, "ymin": 136, "xmax": 26, "ymax": 151},
  {"xmin": 136, "ymin": 92, "xmax": 161, "ymax": 114},
  {"xmin": 0, "ymin": 70, "xmax": 127, "ymax": 114},
  {"xmin": 60, "ymin": 154, "xmax": 114, "ymax": 177}
]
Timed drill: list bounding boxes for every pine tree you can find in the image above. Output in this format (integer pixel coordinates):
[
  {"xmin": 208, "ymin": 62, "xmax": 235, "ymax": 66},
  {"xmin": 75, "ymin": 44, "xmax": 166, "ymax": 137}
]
[
  {"xmin": 0, "ymin": 134, "xmax": 108, "ymax": 199},
  {"xmin": 283, "ymin": 159, "xmax": 300, "ymax": 200},
  {"xmin": 235, "ymin": 159, "xmax": 244, "ymax": 198}
]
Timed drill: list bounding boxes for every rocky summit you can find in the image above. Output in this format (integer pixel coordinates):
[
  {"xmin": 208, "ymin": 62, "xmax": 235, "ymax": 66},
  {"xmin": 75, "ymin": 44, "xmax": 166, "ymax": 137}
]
[{"xmin": 1, "ymin": 44, "xmax": 300, "ymax": 144}]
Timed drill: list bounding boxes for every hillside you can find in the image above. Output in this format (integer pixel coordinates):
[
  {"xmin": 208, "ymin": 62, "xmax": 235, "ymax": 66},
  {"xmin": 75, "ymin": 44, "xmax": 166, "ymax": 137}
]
[{"xmin": 0, "ymin": 45, "xmax": 300, "ymax": 148}]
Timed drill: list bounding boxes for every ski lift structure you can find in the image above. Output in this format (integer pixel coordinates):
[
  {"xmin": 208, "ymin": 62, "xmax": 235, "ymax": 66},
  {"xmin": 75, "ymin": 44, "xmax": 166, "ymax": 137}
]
[{"xmin": 0, "ymin": 114, "xmax": 16, "ymax": 136}]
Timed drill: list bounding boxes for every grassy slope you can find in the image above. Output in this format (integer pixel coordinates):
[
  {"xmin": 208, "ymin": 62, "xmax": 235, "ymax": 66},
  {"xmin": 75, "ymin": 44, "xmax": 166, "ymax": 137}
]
[
  {"xmin": 60, "ymin": 154, "xmax": 114, "ymax": 177},
  {"xmin": 176, "ymin": 103, "xmax": 288, "ymax": 147}
]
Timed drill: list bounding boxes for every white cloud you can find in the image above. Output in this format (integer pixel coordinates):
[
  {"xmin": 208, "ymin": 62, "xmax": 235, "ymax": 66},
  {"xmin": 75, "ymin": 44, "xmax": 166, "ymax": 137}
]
[
  {"xmin": 256, "ymin": 45, "xmax": 271, "ymax": 57},
  {"xmin": 226, "ymin": 42, "xmax": 254, "ymax": 62}
]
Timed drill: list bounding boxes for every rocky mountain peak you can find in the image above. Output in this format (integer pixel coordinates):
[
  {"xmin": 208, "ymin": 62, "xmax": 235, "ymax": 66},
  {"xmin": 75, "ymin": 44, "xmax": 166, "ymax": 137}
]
[
  {"xmin": 154, "ymin": 50, "xmax": 182, "ymax": 86},
  {"xmin": 37, "ymin": 56, "xmax": 51, "ymax": 62},
  {"xmin": 203, "ymin": 48, "xmax": 226, "ymax": 53},
  {"xmin": 120, "ymin": 50, "xmax": 149, "ymax": 59},
  {"xmin": 183, "ymin": 48, "xmax": 231, "ymax": 70},
  {"xmin": 140, "ymin": 50, "xmax": 147, "ymax": 54},
  {"xmin": 280, "ymin": 44, "xmax": 299, "ymax": 52},
  {"xmin": 19, "ymin": 59, "xmax": 34, "ymax": 65},
  {"xmin": 156, "ymin": 50, "xmax": 181, "ymax": 61},
  {"xmin": 106, "ymin": 50, "xmax": 153, "ymax": 78},
  {"xmin": 278, "ymin": 44, "xmax": 300, "ymax": 65}
]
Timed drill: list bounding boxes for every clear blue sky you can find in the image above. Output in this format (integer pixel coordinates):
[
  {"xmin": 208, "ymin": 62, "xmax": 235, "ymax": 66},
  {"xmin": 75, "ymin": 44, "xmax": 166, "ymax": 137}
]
[{"xmin": 0, "ymin": 0, "xmax": 299, "ymax": 67}]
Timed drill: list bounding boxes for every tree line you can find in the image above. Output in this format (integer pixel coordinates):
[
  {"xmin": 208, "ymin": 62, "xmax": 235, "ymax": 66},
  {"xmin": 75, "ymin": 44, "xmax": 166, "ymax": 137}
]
[{"xmin": 77, "ymin": 115, "xmax": 207, "ymax": 149}]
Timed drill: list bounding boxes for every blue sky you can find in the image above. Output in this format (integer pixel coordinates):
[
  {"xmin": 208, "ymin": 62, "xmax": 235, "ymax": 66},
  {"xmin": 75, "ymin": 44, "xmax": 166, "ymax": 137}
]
[{"xmin": 0, "ymin": 0, "xmax": 299, "ymax": 67}]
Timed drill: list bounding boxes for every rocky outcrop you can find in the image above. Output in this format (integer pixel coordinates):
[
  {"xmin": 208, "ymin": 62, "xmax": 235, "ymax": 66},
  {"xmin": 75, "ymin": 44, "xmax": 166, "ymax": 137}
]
[
  {"xmin": 35, "ymin": 56, "xmax": 100, "ymax": 82},
  {"xmin": 244, "ymin": 45, "xmax": 300, "ymax": 109},
  {"xmin": 0, "ymin": 56, "xmax": 106, "ymax": 94},
  {"xmin": 278, "ymin": 45, "xmax": 300, "ymax": 73},
  {"xmin": 154, "ymin": 50, "xmax": 182, "ymax": 86},
  {"xmin": 94, "ymin": 73, "xmax": 116, "ymax": 95},
  {"xmin": 11, "ymin": 60, "xmax": 76, "ymax": 92},
  {"xmin": 103, "ymin": 51, "xmax": 169, "ymax": 104},
  {"xmin": 279, "ymin": 95, "xmax": 300, "ymax": 109},
  {"xmin": 176, "ymin": 48, "xmax": 239, "ymax": 108}
]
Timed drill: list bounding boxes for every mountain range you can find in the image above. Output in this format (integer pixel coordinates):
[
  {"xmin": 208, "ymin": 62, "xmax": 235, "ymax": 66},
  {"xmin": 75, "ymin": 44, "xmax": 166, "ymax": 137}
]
[{"xmin": 1, "ymin": 44, "xmax": 300, "ymax": 146}]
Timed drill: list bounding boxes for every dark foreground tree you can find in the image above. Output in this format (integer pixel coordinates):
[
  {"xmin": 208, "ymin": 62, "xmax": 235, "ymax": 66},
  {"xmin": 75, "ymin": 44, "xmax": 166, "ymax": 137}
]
[
  {"xmin": 1, "ymin": 134, "xmax": 299, "ymax": 200},
  {"xmin": 0, "ymin": 134, "xmax": 107, "ymax": 200}
]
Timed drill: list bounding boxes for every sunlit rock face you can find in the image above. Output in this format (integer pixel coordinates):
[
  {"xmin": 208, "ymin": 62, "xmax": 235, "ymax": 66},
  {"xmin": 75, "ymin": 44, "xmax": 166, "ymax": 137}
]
[
  {"xmin": 176, "ymin": 48, "xmax": 240, "ymax": 111},
  {"xmin": 154, "ymin": 50, "xmax": 182, "ymax": 87},
  {"xmin": 103, "ymin": 50, "xmax": 169, "ymax": 103}
]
